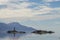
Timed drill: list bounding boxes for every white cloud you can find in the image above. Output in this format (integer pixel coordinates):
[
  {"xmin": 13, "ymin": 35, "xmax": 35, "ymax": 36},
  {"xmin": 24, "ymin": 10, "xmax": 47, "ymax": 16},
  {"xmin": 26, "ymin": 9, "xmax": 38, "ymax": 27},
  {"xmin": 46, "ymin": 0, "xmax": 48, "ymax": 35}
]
[
  {"xmin": 0, "ymin": 5, "xmax": 53, "ymax": 18},
  {"xmin": 0, "ymin": 1, "xmax": 35, "ymax": 18},
  {"xmin": 31, "ymin": 7, "xmax": 60, "ymax": 21},
  {"xmin": 7, "ymin": 2, "xmax": 32, "ymax": 9},
  {"xmin": 0, "ymin": 0, "xmax": 29, "ymax": 4},
  {"xmin": 0, "ymin": 0, "xmax": 9, "ymax": 4},
  {"xmin": 10, "ymin": 0, "xmax": 28, "ymax": 1},
  {"xmin": 29, "ymin": 15, "xmax": 60, "ymax": 21},
  {"xmin": 43, "ymin": 0, "xmax": 60, "ymax": 2},
  {"xmin": 0, "ymin": 0, "xmax": 60, "ymax": 21},
  {"xmin": 0, "ymin": 9, "xmax": 34, "ymax": 18},
  {"xmin": 31, "ymin": 6, "xmax": 53, "ymax": 14}
]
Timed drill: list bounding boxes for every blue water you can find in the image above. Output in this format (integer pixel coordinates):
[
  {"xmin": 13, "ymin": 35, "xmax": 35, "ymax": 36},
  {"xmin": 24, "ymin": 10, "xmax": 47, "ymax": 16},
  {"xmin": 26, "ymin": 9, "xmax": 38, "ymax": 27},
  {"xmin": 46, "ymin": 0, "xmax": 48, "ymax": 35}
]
[
  {"xmin": 0, "ymin": 31, "xmax": 60, "ymax": 40},
  {"xmin": 0, "ymin": 26, "xmax": 60, "ymax": 40}
]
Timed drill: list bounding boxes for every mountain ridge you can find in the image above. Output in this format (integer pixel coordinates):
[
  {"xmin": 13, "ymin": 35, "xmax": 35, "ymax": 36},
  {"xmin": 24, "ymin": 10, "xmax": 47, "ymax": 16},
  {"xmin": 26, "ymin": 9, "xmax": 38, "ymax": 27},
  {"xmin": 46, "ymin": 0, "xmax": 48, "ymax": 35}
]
[{"xmin": 0, "ymin": 22, "xmax": 36, "ymax": 32}]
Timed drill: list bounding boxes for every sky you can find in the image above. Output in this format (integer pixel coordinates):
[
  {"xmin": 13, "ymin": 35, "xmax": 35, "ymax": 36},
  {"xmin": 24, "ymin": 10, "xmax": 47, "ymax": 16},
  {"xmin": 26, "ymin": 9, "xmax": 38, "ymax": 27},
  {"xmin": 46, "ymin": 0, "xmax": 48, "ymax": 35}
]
[{"xmin": 0, "ymin": 0, "xmax": 60, "ymax": 29}]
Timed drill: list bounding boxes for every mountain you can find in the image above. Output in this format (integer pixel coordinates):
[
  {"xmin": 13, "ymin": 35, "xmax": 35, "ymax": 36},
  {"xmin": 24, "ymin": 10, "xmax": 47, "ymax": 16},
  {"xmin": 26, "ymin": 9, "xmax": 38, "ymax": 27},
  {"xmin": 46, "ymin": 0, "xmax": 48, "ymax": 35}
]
[
  {"xmin": 0, "ymin": 23, "xmax": 10, "ymax": 31},
  {"xmin": 0, "ymin": 22, "xmax": 36, "ymax": 38},
  {"xmin": 8, "ymin": 22, "xmax": 36, "ymax": 32},
  {"xmin": 0, "ymin": 22, "xmax": 36, "ymax": 32}
]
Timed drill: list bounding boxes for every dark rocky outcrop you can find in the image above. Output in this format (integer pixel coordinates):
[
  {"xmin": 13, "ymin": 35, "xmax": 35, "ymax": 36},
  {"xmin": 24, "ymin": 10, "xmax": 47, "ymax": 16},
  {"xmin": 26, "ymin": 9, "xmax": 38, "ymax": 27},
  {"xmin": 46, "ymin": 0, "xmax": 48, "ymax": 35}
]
[{"xmin": 32, "ymin": 30, "xmax": 54, "ymax": 34}]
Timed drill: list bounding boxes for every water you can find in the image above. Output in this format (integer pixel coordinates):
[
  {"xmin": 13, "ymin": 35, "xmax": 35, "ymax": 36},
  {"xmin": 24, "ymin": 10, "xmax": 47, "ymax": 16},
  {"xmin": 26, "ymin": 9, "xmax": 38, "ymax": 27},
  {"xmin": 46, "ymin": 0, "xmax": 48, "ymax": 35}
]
[{"xmin": 0, "ymin": 30, "xmax": 60, "ymax": 40}]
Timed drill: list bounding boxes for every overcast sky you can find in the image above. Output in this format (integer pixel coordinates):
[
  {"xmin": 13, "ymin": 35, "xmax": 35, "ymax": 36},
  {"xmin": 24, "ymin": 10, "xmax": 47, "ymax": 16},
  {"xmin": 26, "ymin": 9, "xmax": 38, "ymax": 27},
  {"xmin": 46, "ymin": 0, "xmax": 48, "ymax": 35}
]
[{"xmin": 0, "ymin": 0, "xmax": 60, "ymax": 29}]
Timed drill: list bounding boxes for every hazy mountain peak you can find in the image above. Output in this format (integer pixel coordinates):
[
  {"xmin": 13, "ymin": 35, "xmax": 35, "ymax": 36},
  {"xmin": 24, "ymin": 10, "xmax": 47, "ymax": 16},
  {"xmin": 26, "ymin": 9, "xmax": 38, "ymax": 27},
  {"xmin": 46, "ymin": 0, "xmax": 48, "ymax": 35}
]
[
  {"xmin": 0, "ymin": 22, "xmax": 36, "ymax": 32},
  {"xmin": 8, "ymin": 22, "xmax": 21, "ymax": 25}
]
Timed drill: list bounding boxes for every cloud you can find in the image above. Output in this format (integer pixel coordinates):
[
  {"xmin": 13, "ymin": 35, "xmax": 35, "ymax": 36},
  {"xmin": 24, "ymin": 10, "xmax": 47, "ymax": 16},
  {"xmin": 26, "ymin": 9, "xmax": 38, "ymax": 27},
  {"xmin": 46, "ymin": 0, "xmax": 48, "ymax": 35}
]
[
  {"xmin": 0, "ymin": 9, "xmax": 34, "ymax": 18},
  {"xmin": 37, "ymin": 8, "xmax": 60, "ymax": 15},
  {"xmin": 0, "ymin": 0, "xmax": 60, "ymax": 21},
  {"xmin": 0, "ymin": 0, "xmax": 9, "ymax": 4},
  {"xmin": 0, "ymin": 1, "xmax": 35, "ymax": 18},
  {"xmin": 31, "ymin": 6, "xmax": 53, "ymax": 14},
  {"xmin": 31, "ymin": 8, "xmax": 60, "ymax": 20},
  {"xmin": 30, "ymin": 15, "xmax": 60, "ymax": 21},
  {"xmin": 43, "ymin": 0, "xmax": 60, "ymax": 2},
  {"xmin": 0, "ymin": 5, "xmax": 53, "ymax": 18}
]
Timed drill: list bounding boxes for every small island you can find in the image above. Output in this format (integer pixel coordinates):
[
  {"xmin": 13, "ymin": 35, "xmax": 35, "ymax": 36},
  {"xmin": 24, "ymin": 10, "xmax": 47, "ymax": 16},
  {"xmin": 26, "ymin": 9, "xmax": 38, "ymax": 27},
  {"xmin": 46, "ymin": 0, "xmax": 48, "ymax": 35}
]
[
  {"xmin": 7, "ymin": 27, "xmax": 26, "ymax": 34},
  {"xmin": 32, "ymin": 30, "xmax": 54, "ymax": 34}
]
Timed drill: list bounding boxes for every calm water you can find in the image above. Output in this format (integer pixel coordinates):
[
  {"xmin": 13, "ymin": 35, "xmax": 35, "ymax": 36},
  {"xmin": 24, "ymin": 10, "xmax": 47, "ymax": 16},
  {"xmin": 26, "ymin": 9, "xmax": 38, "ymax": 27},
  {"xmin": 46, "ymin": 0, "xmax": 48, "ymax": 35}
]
[
  {"xmin": 0, "ymin": 32, "xmax": 60, "ymax": 40},
  {"xmin": 0, "ymin": 27, "xmax": 60, "ymax": 40}
]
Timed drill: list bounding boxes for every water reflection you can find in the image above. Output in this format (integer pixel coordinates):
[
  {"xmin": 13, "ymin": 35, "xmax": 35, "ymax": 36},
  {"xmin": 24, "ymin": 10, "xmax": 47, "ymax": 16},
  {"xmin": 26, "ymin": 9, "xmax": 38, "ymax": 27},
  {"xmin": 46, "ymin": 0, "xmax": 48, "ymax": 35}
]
[
  {"xmin": 0, "ymin": 31, "xmax": 27, "ymax": 40},
  {"xmin": 1, "ymin": 29, "xmax": 60, "ymax": 40}
]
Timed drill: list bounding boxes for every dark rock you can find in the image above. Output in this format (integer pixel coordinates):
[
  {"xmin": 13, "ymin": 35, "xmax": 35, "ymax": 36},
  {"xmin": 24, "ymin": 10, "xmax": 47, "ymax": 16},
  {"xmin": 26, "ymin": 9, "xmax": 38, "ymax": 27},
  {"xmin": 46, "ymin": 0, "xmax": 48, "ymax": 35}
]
[
  {"xmin": 47, "ymin": 31, "xmax": 54, "ymax": 34},
  {"xmin": 32, "ymin": 30, "xmax": 54, "ymax": 34}
]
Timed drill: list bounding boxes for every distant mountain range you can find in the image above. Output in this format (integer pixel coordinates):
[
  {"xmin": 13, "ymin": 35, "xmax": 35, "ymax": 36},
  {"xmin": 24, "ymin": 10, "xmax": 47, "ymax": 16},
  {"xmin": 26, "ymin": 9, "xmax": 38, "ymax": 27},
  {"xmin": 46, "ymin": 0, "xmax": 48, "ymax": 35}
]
[{"xmin": 0, "ymin": 22, "xmax": 36, "ymax": 32}]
